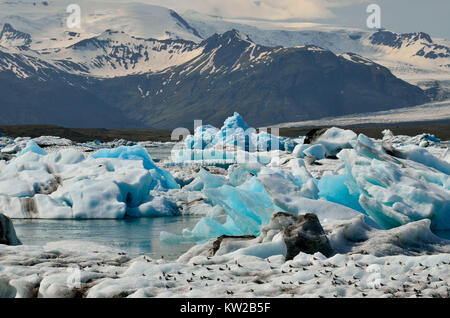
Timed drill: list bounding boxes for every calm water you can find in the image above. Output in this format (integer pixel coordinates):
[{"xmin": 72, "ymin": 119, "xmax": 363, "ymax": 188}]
[
  {"xmin": 13, "ymin": 217, "xmax": 202, "ymax": 260},
  {"xmin": 146, "ymin": 143, "xmax": 174, "ymax": 162}
]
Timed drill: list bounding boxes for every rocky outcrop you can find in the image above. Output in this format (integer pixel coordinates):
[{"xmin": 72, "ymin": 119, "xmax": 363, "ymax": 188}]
[
  {"xmin": 0, "ymin": 214, "xmax": 21, "ymax": 246},
  {"xmin": 261, "ymin": 212, "xmax": 333, "ymax": 260},
  {"xmin": 210, "ymin": 235, "xmax": 257, "ymax": 256},
  {"xmin": 204, "ymin": 212, "xmax": 333, "ymax": 260},
  {"xmin": 283, "ymin": 213, "xmax": 333, "ymax": 260},
  {"xmin": 304, "ymin": 128, "xmax": 328, "ymax": 145}
]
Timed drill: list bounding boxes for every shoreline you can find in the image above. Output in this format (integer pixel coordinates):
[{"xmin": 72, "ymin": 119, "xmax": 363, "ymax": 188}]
[{"xmin": 1, "ymin": 122, "xmax": 449, "ymax": 143}]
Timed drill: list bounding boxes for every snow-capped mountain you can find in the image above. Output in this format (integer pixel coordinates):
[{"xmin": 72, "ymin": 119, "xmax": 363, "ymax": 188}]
[
  {"xmin": 183, "ymin": 11, "xmax": 450, "ymax": 90},
  {"xmin": 0, "ymin": 26, "xmax": 429, "ymax": 128},
  {"xmin": 0, "ymin": 1, "xmax": 202, "ymax": 49},
  {"xmin": 1, "ymin": 1, "xmax": 448, "ymax": 86},
  {"xmin": 0, "ymin": 1, "xmax": 206, "ymax": 77},
  {"xmin": 0, "ymin": 23, "xmax": 32, "ymax": 48},
  {"xmin": 0, "ymin": 23, "xmax": 204, "ymax": 78},
  {"xmin": 0, "ymin": 2, "xmax": 440, "ymax": 128}
]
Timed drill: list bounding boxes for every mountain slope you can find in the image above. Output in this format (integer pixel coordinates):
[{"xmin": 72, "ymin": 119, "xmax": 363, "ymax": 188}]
[
  {"xmin": 0, "ymin": 4, "xmax": 434, "ymax": 129},
  {"xmin": 0, "ymin": 71, "xmax": 138, "ymax": 128},
  {"xmin": 90, "ymin": 31, "xmax": 429, "ymax": 128},
  {"xmin": 0, "ymin": 0, "xmax": 203, "ymax": 51},
  {"xmin": 183, "ymin": 11, "xmax": 450, "ymax": 91}
]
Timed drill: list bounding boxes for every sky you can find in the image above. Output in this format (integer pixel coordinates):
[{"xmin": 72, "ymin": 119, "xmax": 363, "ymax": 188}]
[{"xmin": 119, "ymin": 0, "xmax": 450, "ymax": 39}]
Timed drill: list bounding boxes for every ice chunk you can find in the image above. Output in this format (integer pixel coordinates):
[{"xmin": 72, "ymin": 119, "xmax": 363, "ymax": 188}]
[
  {"xmin": 221, "ymin": 112, "xmax": 250, "ymax": 131},
  {"xmin": 394, "ymin": 144, "xmax": 450, "ymax": 175},
  {"xmin": 46, "ymin": 149, "xmax": 85, "ymax": 165},
  {"xmin": 34, "ymin": 195, "xmax": 73, "ymax": 219},
  {"xmin": 63, "ymin": 179, "xmax": 127, "ymax": 219},
  {"xmin": 338, "ymin": 147, "xmax": 450, "ymax": 230},
  {"xmin": 318, "ymin": 174, "xmax": 364, "ymax": 213},
  {"xmin": 303, "ymin": 144, "xmax": 327, "ymax": 160},
  {"xmin": 178, "ymin": 113, "xmax": 286, "ymax": 163},
  {"xmin": 292, "ymin": 144, "xmax": 310, "ymax": 158},
  {"xmin": 92, "ymin": 145, "xmax": 157, "ymax": 170},
  {"xmin": 313, "ymin": 127, "xmax": 357, "ymax": 156},
  {"xmin": 326, "ymin": 216, "xmax": 450, "ymax": 256},
  {"xmin": 186, "ymin": 125, "xmax": 219, "ymax": 150},
  {"xmin": 127, "ymin": 195, "xmax": 180, "ymax": 218},
  {"xmin": 18, "ymin": 141, "xmax": 47, "ymax": 156},
  {"xmin": 92, "ymin": 145, "xmax": 179, "ymax": 190}
]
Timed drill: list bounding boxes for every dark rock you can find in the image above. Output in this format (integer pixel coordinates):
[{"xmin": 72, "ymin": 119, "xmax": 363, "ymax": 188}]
[
  {"xmin": 304, "ymin": 128, "xmax": 328, "ymax": 145},
  {"xmin": 270, "ymin": 212, "xmax": 333, "ymax": 260},
  {"xmin": 0, "ymin": 213, "xmax": 22, "ymax": 246},
  {"xmin": 0, "ymin": 153, "xmax": 13, "ymax": 161},
  {"xmin": 210, "ymin": 235, "xmax": 256, "ymax": 256}
]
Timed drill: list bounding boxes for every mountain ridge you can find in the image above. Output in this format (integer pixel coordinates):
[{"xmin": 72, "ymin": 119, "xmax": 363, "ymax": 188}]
[{"xmin": 0, "ymin": 5, "xmax": 437, "ymax": 129}]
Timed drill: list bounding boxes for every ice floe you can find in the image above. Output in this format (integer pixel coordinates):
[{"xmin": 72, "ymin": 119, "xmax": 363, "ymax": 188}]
[{"xmin": 0, "ymin": 113, "xmax": 449, "ymax": 298}]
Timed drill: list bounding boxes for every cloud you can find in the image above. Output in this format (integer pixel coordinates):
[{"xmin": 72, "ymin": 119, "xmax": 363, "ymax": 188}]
[{"xmin": 142, "ymin": 0, "xmax": 370, "ymax": 21}]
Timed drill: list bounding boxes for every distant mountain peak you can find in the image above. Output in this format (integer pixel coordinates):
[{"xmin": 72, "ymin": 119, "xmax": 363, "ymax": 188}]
[
  {"xmin": 0, "ymin": 23, "xmax": 32, "ymax": 48},
  {"xmin": 201, "ymin": 29, "xmax": 255, "ymax": 55},
  {"xmin": 369, "ymin": 30, "xmax": 449, "ymax": 60}
]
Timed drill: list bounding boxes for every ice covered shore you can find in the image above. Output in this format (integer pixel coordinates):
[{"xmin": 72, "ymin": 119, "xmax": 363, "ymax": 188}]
[
  {"xmin": 0, "ymin": 113, "xmax": 449, "ymax": 298},
  {"xmin": 0, "ymin": 215, "xmax": 449, "ymax": 298}
]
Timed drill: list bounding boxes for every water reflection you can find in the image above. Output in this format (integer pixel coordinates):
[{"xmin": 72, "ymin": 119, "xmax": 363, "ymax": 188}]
[{"xmin": 13, "ymin": 216, "xmax": 202, "ymax": 260}]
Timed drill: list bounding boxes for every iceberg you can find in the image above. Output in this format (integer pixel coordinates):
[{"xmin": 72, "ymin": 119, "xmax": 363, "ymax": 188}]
[
  {"xmin": 18, "ymin": 141, "xmax": 47, "ymax": 156},
  {"xmin": 173, "ymin": 113, "xmax": 288, "ymax": 165},
  {"xmin": 92, "ymin": 145, "xmax": 179, "ymax": 190},
  {"xmin": 311, "ymin": 127, "xmax": 357, "ymax": 156},
  {"xmin": 337, "ymin": 135, "xmax": 450, "ymax": 230},
  {"xmin": 303, "ymin": 144, "xmax": 327, "ymax": 160},
  {"xmin": 0, "ymin": 145, "xmax": 181, "ymax": 219}
]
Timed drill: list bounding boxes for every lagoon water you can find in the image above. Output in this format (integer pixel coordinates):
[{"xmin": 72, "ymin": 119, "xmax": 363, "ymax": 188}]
[{"xmin": 13, "ymin": 216, "xmax": 202, "ymax": 260}]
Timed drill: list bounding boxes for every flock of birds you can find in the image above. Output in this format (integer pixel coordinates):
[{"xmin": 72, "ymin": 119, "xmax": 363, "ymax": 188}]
[{"xmin": 130, "ymin": 255, "xmax": 449, "ymax": 298}]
